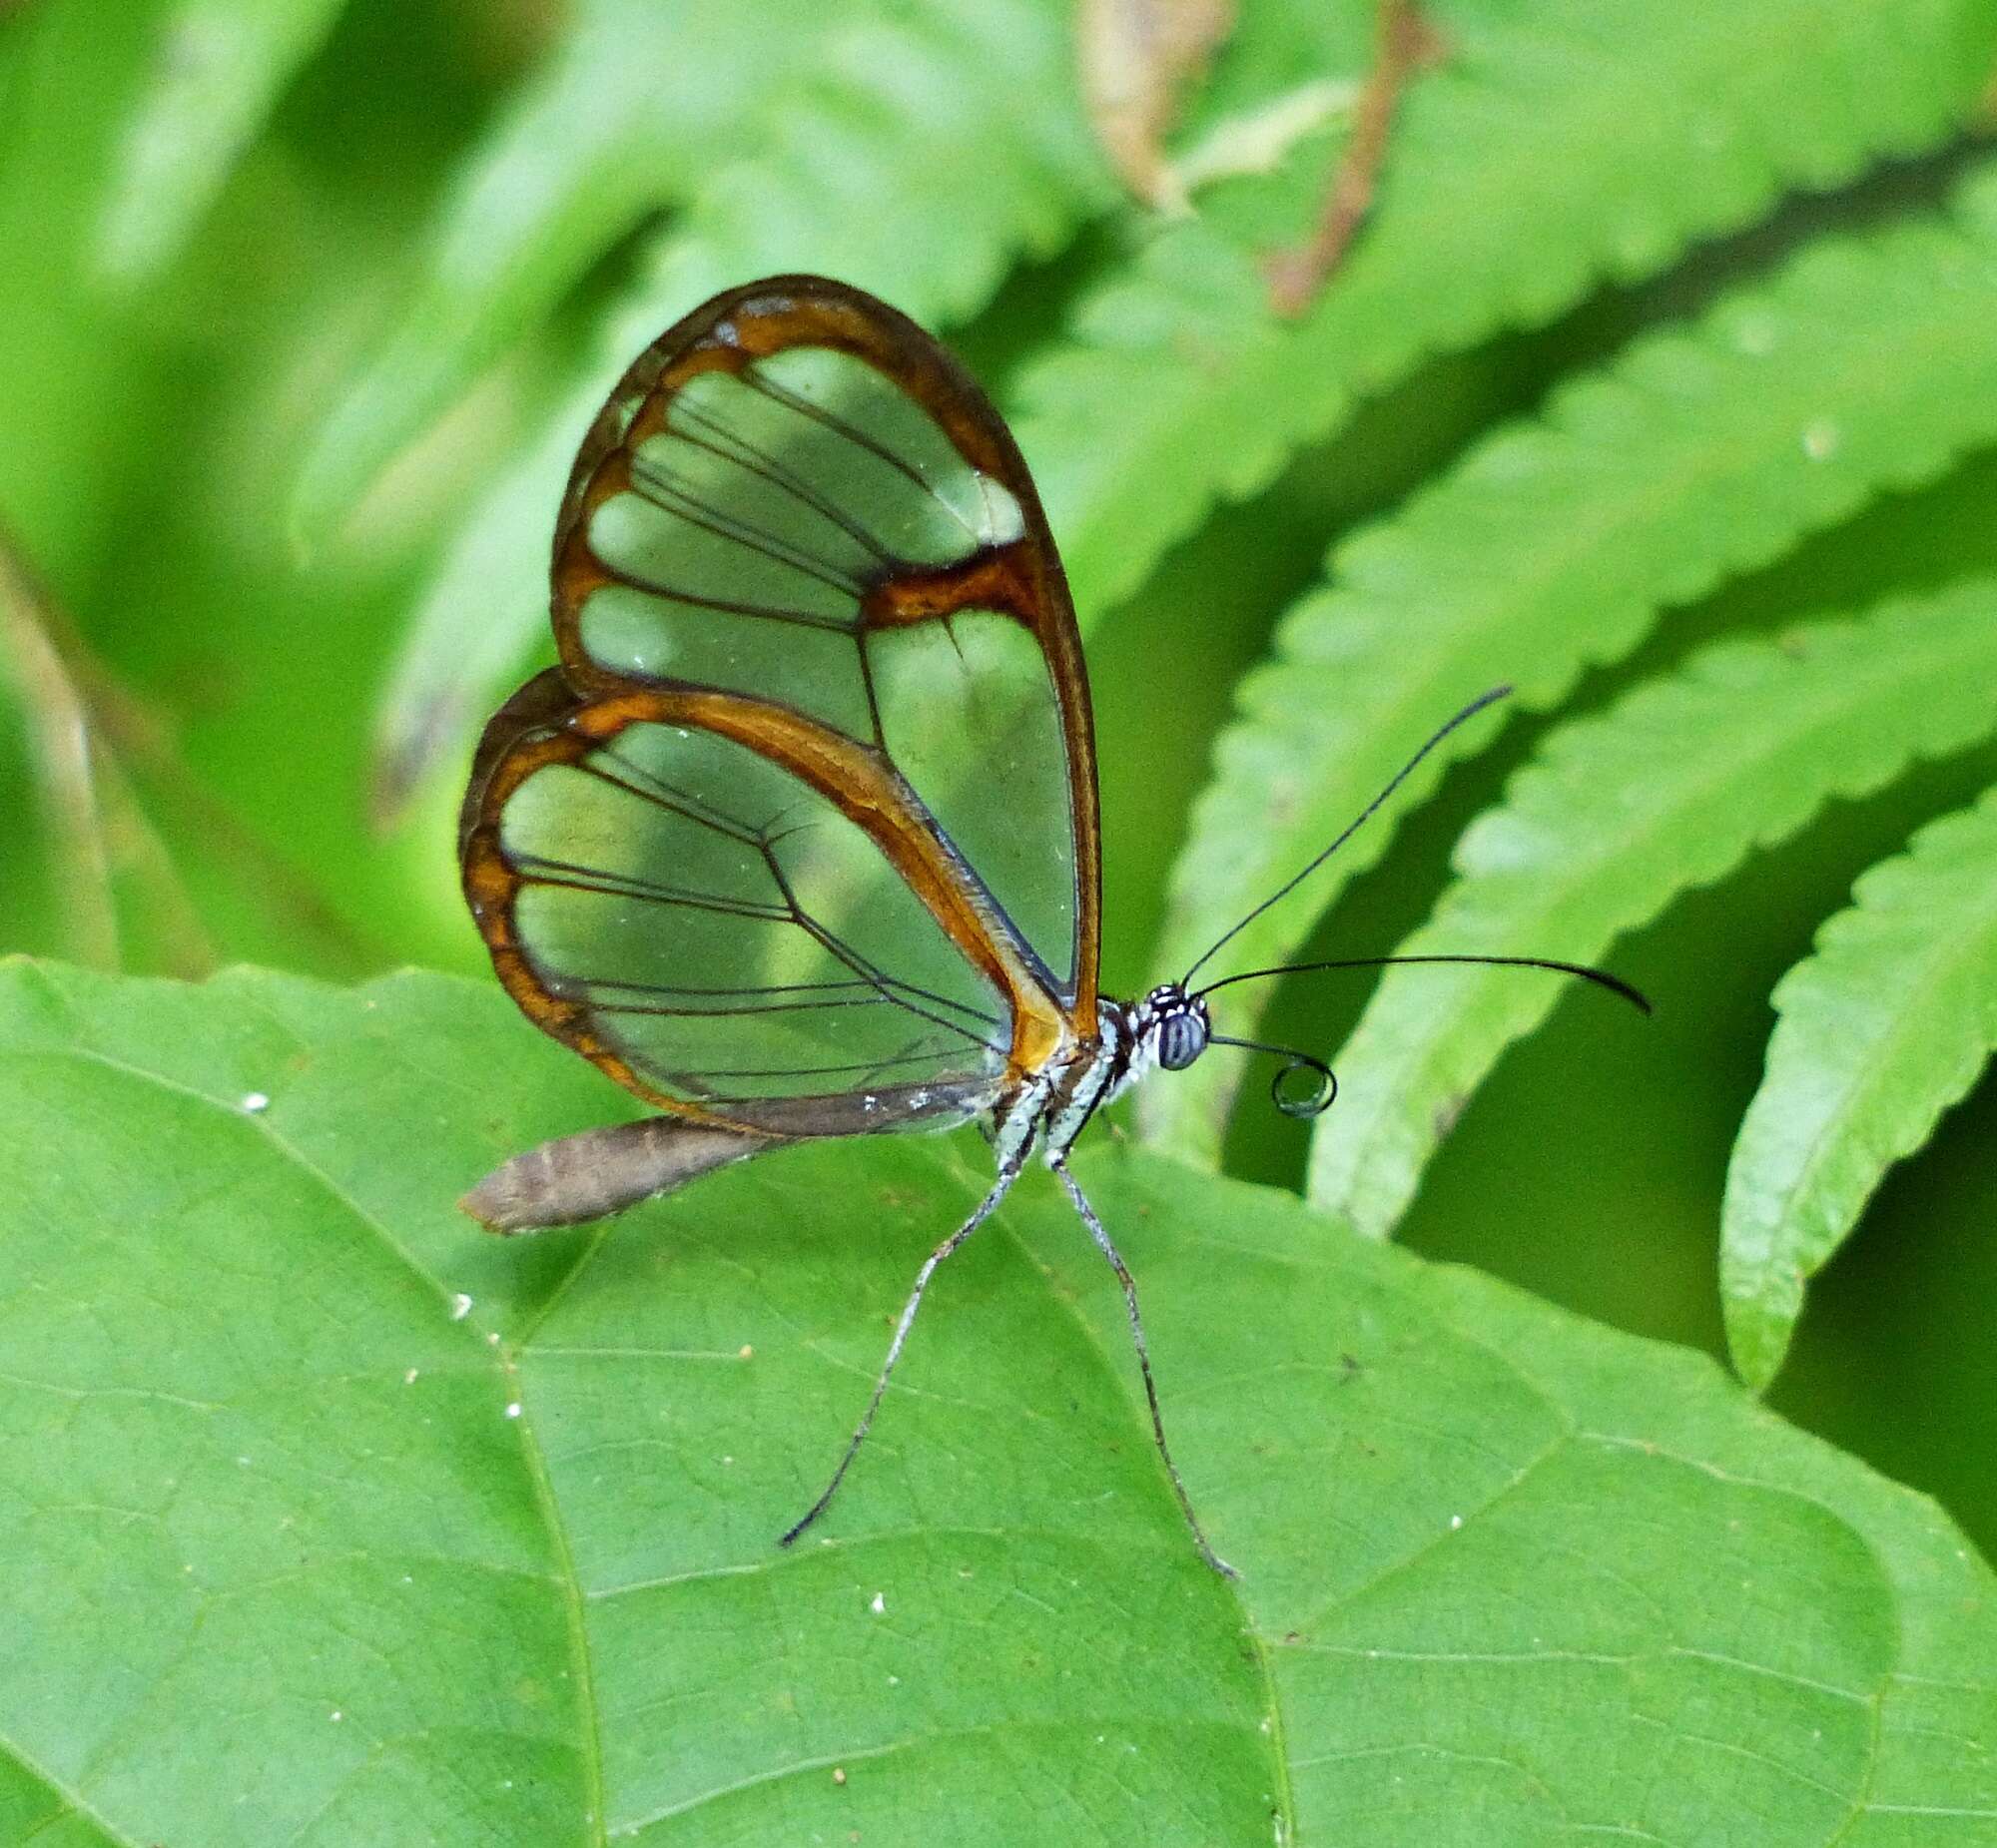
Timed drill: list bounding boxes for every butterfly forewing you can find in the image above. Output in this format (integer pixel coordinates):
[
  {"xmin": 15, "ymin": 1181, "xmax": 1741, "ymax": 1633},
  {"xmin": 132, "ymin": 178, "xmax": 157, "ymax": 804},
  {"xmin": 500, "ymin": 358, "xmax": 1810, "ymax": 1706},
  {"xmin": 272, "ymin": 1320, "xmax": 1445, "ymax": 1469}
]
[
  {"xmin": 463, "ymin": 277, "xmax": 1101, "ymax": 1130},
  {"xmin": 555, "ymin": 278, "xmax": 1095, "ymax": 1005}
]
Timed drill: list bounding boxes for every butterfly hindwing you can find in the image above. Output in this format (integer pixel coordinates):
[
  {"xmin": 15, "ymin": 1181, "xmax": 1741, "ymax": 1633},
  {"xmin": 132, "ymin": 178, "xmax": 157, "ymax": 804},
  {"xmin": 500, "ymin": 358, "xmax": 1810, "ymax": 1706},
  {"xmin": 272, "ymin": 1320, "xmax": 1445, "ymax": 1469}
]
[{"xmin": 461, "ymin": 278, "xmax": 1102, "ymax": 1136}]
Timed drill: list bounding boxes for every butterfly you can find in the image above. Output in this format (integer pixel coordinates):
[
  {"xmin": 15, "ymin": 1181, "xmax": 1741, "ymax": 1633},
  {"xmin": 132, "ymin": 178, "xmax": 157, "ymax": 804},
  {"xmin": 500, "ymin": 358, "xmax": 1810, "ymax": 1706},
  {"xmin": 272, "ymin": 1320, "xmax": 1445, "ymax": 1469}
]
[{"xmin": 458, "ymin": 276, "xmax": 1645, "ymax": 1575}]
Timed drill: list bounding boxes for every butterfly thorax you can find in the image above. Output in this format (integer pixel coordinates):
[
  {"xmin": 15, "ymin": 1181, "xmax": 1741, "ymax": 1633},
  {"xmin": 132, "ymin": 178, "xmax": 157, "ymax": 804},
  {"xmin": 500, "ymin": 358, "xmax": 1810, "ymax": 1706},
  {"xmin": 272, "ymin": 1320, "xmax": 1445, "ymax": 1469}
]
[{"xmin": 996, "ymin": 984, "xmax": 1211, "ymax": 1169}]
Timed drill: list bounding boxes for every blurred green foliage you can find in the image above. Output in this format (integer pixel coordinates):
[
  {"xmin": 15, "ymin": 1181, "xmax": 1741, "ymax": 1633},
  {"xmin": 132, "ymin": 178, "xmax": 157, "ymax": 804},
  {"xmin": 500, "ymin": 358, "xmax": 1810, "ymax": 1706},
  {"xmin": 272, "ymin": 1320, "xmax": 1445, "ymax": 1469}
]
[{"xmin": 2, "ymin": 0, "xmax": 1994, "ymax": 1579}]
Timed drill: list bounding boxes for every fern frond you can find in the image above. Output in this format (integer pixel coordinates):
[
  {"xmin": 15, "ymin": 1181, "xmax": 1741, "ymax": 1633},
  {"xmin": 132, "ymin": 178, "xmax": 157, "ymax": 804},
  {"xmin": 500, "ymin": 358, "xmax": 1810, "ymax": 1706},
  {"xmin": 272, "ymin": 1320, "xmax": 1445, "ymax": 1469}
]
[
  {"xmin": 1298, "ymin": 576, "xmax": 1997, "ymax": 1240},
  {"xmin": 94, "ymin": 0, "xmax": 348, "ymax": 282},
  {"xmin": 368, "ymin": 0, "xmax": 1111, "ymax": 812},
  {"xmin": 290, "ymin": 0, "xmax": 883, "ymax": 540},
  {"xmin": 600, "ymin": 0, "xmax": 1109, "ymax": 356},
  {"xmin": 1017, "ymin": 0, "xmax": 1997, "ymax": 617},
  {"xmin": 1720, "ymin": 785, "xmax": 1997, "ymax": 1390},
  {"xmin": 1146, "ymin": 158, "xmax": 1997, "ymax": 1164}
]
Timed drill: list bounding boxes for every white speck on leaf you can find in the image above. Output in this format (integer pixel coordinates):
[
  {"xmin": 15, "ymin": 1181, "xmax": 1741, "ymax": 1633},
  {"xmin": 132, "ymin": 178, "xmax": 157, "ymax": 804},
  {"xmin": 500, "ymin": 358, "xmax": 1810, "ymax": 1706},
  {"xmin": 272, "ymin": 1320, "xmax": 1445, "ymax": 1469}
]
[
  {"xmin": 240, "ymin": 1091, "xmax": 269, "ymax": 1113},
  {"xmin": 1801, "ymin": 418, "xmax": 1839, "ymax": 461},
  {"xmin": 448, "ymin": 1293, "xmax": 472, "ymax": 1321},
  {"xmin": 870, "ymin": 1592, "xmax": 886, "ymax": 1615},
  {"xmin": 505, "ymin": 1402, "xmax": 522, "ymax": 1419}
]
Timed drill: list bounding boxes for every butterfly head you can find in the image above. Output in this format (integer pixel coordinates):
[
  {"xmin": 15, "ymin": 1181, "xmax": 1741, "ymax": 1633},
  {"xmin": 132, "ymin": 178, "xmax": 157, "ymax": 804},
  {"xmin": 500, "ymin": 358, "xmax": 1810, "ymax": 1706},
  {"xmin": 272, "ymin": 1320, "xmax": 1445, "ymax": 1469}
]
[
  {"xmin": 1139, "ymin": 983, "xmax": 1211, "ymax": 1071},
  {"xmin": 1121, "ymin": 982, "xmax": 1338, "ymax": 1119}
]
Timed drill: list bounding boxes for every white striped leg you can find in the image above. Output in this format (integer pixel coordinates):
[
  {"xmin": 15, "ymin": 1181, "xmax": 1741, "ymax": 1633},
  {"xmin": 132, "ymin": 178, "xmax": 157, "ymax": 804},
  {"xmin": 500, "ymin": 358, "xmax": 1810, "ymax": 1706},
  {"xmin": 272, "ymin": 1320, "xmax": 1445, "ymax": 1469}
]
[
  {"xmin": 779, "ymin": 1157, "xmax": 1024, "ymax": 1549},
  {"xmin": 1052, "ymin": 1159, "xmax": 1237, "ymax": 1578}
]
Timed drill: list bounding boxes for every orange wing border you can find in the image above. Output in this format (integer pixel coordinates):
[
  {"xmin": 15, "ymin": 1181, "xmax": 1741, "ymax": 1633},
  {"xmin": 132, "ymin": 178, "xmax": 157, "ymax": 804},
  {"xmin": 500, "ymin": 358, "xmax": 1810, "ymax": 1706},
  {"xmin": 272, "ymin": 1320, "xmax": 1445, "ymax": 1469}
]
[{"xmin": 460, "ymin": 668, "xmax": 1070, "ymax": 1120}]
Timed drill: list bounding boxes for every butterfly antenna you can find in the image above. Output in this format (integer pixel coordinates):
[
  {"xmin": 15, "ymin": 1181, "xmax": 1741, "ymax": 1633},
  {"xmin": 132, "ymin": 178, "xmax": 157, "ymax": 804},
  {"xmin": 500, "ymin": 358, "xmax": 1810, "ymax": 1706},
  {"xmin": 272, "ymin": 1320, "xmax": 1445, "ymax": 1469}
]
[
  {"xmin": 1180, "ymin": 685, "xmax": 1512, "ymax": 988},
  {"xmin": 1196, "ymin": 953, "xmax": 1652, "ymax": 1016},
  {"xmin": 1206, "ymin": 1032, "xmax": 1339, "ymax": 1117}
]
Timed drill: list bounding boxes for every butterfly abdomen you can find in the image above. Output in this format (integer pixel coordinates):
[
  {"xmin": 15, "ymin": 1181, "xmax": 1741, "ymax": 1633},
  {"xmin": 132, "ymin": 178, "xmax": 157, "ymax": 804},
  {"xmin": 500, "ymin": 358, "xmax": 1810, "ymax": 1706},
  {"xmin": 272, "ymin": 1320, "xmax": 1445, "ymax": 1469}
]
[{"xmin": 462, "ymin": 1115, "xmax": 775, "ymax": 1233}]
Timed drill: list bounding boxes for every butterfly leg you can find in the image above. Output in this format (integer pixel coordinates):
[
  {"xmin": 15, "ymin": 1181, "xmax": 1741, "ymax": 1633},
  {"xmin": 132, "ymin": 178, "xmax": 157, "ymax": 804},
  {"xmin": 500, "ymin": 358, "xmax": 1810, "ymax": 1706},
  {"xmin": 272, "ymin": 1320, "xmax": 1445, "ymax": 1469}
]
[
  {"xmin": 1050, "ymin": 1159, "xmax": 1237, "ymax": 1579},
  {"xmin": 780, "ymin": 1156, "xmax": 1024, "ymax": 1549}
]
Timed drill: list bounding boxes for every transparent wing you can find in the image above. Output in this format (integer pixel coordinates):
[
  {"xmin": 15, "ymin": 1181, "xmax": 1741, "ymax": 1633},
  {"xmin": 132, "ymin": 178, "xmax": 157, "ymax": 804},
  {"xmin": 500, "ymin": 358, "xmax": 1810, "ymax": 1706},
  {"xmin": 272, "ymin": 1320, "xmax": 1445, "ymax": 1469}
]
[
  {"xmin": 463, "ymin": 671, "xmax": 1029, "ymax": 1129},
  {"xmin": 549, "ymin": 276, "xmax": 1099, "ymax": 1012}
]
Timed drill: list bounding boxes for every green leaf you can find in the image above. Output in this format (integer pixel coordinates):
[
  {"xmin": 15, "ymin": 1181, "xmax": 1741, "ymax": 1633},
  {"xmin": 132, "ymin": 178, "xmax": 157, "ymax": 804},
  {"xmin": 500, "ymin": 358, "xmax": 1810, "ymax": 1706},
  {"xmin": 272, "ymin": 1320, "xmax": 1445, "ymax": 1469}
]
[
  {"xmin": 1017, "ymin": 0, "xmax": 1997, "ymax": 618},
  {"xmin": 1303, "ymin": 574, "xmax": 1997, "ymax": 1241},
  {"xmin": 1148, "ymin": 158, "xmax": 1997, "ymax": 1164},
  {"xmin": 2, "ymin": 957, "xmax": 1993, "ymax": 1841},
  {"xmin": 94, "ymin": 0, "xmax": 349, "ymax": 281},
  {"xmin": 1721, "ymin": 784, "xmax": 1997, "ymax": 1390},
  {"xmin": 368, "ymin": 0, "xmax": 1112, "ymax": 813},
  {"xmin": 606, "ymin": 0, "xmax": 1109, "ymax": 337},
  {"xmin": 290, "ymin": 0, "xmax": 883, "ymax": 540}
]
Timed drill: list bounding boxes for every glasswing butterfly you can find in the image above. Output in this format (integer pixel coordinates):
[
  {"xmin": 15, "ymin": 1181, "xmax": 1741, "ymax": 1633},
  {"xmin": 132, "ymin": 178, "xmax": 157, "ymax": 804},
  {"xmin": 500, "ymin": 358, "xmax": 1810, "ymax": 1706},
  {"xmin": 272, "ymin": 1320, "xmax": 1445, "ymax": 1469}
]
[{"xmin": 459, "ymin": 276, "xmax": 1645, "ymax": 1575}]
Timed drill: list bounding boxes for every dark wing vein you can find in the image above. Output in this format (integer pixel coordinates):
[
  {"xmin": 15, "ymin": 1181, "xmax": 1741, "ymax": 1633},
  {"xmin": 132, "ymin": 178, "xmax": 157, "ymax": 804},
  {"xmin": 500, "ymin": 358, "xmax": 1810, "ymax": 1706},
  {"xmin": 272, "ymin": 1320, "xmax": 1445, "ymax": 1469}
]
[
  {"xmin": 626, "ymin": 456, "xmax": 867, "ymax": 600},
  {"xmin": 551, "ymin": 970, "xmax": 1003, "ymax": 1033},
  {"xmin": 569, "ymin": 991, "xmax": 924, "ymax": 1021},
  {"xmin": 851, "ymin": 1028, "xmax": 970, "ymax": 1091},
  {"xmin": 758, "ymin": 849, "xmax": 1006, "ymax": 1054},
  {"xmin": 582, "ymin": 760, "xmax": 760, "ymax": 843},
  {"xmin": 744, "ymin": 370, "xmax": 980, "ymax": 547},
  {"xmin": 512, "ymin": 854, "xmax": 792, "ymax": 923},
  {"xmin": 580, "ymin": 570, "xmax": 854, "ymax": 634},
  {"xmin": 669, "ymin": 398, "xmax": 898, "ymax": 568},
  {"xmin": 657, "ymin": 1044, "xmax": 973, "ymax": 1085},
  {"xmin": 518, "ymin": 739, "xmax": 1011, "ymax": 1059},
  {"xmin": 549, "ymin": 974, "xmax": 887, "ymax": 1000}
]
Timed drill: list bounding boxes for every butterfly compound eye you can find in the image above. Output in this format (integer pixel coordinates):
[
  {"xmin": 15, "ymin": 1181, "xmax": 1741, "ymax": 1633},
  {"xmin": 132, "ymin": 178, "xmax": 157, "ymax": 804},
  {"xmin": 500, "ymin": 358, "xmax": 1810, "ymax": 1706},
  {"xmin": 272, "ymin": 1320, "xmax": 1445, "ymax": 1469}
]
[{"xmin": 1157, "ymin": 1007, "xmax": 1208, "ymax": 1071}]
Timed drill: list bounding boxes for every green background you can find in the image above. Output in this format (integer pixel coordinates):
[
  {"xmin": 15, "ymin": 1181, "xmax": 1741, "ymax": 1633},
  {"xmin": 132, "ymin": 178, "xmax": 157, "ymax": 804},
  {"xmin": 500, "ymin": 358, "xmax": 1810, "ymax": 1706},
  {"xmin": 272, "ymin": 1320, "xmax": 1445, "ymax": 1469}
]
[{"xmin": 2, "ymin": 0, "xmax": 1995, "ymax": 1839}]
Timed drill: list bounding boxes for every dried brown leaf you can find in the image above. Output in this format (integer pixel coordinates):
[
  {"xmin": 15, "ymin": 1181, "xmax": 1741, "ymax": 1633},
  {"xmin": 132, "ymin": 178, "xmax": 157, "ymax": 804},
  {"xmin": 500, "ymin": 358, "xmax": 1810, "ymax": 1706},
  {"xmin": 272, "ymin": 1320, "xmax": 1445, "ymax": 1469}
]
[
  {"xmin": 1264, "ymin": 0, "xmax": 1444, "ymax": 314},
  {"xmin": 1077, "ymin": 0, "xmax": 1236, "ymax": 210}
]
